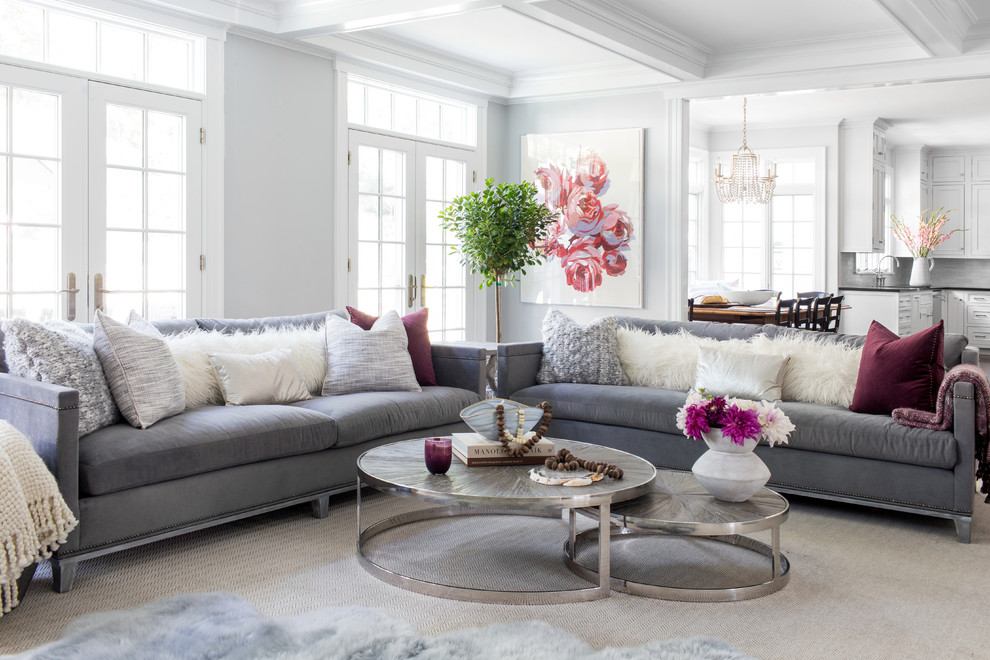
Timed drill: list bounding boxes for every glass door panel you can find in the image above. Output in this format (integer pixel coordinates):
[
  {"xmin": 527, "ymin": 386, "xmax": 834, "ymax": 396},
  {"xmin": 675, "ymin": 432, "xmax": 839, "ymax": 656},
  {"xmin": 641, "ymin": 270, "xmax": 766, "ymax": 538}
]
[
  {"xmin": 422, "ymin": 153, "xmax": 468, "ymax": 341},
  {"xmin": 89, "ymin": 82, "xmax": 201, "ymax": 321},
  {"xmin": 0, "ymin": 64, "xmax": 85, "ymax": 321}
]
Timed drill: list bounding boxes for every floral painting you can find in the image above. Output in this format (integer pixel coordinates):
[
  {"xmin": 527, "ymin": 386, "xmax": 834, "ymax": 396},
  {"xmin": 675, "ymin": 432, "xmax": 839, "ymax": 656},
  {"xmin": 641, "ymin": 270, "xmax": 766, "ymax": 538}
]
[{"xmin": 520, "ymin": 129, "xmax": 643, "ymax": 307}]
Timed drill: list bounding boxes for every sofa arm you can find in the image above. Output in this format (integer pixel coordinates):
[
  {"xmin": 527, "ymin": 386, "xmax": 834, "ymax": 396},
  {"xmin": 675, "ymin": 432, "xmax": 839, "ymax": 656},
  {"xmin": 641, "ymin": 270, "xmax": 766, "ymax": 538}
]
[
  {"xmin": 431, "ymin": 343, "xmax": 489, "ymax": 397},
  {"xmin": 497, "ymin": 342, "xmax": 543, "ymax": 398},
  {"xmin": 0, "ymin": 372, "xmax": 81, "ymax": 527},
  {"xmin": 961, "ymin": 346, "xmax": 980, "ymax": 365},
  {"xmin": 952, "ymin": 380, "xmax": 977, "ymax": 517}
]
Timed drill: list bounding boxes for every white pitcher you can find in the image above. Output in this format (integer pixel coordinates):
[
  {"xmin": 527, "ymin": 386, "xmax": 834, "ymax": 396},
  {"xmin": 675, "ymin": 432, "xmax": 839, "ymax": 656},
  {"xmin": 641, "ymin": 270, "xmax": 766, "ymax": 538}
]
[{"xmin": 909, "ymin": 257, "xmax": 934, "ymax": 287}]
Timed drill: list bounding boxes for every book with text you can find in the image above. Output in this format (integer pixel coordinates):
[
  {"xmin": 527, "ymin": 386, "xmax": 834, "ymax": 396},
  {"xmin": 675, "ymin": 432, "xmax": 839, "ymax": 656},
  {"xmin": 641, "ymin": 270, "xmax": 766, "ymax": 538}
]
[
  {"xmin": 452, "ymin": 446, "xmax": 550, "ymax": 467},
  {"xmin": 451, "ymin": 432, "xmax": 555, "ymax": 459}
]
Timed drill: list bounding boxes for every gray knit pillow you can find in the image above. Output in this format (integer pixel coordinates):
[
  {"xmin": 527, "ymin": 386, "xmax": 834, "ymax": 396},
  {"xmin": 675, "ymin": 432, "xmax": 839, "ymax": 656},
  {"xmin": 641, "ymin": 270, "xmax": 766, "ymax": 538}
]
[
  {"xmin": 1, "ymin": 319, "xmax": 121, "ymax": 435},
  {"xmin": 93, "ymin": 311, "xmax": 185, "ymax": 429},
  {"xmin": 537, "ymin": 311, "xmax": 628, "ymax": 386},
  {"xmin": 322, "ymin": 311, "xmax": 421, "ymax": 396}
]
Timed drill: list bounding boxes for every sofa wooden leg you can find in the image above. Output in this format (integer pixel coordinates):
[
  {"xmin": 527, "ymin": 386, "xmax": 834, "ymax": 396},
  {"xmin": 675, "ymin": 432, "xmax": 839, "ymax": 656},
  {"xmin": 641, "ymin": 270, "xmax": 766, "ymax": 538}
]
[
  {"xmin": 52, "ymin": 558, "xmax": 78, "ymax": 593},
  {"xmin": 954, "ymin": 517, "xmax": 972, "ymax": 543},
  {"xmin": 310, "ymin": 495, "xmax": 330, "ymax": 519}
]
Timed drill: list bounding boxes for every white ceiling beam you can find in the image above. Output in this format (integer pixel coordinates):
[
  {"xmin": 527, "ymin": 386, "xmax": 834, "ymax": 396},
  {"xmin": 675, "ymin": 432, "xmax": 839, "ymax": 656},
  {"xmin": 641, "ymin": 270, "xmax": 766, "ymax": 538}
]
[
  {"xmin": 503, "ymin": 0, "xmax": 707, "ymax": 81},
  {"xmin": 872, "ymin": 0, "xmax": 967, "ymax": 56},
  {"xmin": 276, "ymin": 0, "xmax": 516, "ymax": 36}
]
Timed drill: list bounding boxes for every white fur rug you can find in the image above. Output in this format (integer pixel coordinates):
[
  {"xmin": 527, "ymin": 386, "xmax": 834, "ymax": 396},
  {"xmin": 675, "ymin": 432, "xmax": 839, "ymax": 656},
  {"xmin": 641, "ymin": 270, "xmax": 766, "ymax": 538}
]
[{"xmin": 6, "ymin": 592, "xmax": 752, "ymax": 660}]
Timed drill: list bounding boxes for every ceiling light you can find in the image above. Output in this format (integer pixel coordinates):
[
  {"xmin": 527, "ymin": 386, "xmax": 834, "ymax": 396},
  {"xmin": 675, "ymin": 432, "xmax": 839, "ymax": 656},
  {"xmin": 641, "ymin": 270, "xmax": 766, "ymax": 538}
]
[{"xmin": 713, "ymin": 98, "xmax": 777, "ymax": 205}]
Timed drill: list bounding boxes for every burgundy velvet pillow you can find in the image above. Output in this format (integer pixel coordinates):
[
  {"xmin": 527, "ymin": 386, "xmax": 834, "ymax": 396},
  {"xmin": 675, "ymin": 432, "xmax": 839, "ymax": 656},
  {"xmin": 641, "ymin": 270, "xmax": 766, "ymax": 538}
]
[
  {"xmin": 346, "ymin": 306, "xmax": 437, "ymax": 386},
  {"xmin": 849, "ymin": 320, "xmax": 945, "ymax": 415}
]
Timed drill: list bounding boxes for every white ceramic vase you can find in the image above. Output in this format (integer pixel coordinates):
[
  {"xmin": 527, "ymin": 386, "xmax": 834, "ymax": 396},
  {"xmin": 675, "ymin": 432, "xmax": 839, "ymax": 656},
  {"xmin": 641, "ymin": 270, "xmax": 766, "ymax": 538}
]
[
  {"xmin": 909, "ymin": 256, "xmax": 934, "ymax": 288},
  {"xmin": 691, "ymin": 429, "xmax": 771, "ymax": 502}
]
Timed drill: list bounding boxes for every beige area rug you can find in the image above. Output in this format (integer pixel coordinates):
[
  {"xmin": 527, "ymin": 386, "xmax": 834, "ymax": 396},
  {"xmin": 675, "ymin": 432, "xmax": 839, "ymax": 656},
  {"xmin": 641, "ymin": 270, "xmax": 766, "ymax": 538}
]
[{"xmin": 1, "ymin": 488, "xmax": 987, "ymax": 660}]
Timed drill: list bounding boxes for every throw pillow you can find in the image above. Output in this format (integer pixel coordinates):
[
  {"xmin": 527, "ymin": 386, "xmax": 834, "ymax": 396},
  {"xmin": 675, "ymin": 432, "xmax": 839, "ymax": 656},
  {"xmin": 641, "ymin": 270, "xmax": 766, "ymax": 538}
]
[
  {"xmin": 126, "ymin": 310, "xmax": 165, "ymax": 338},
  {"xmin": 92, "ymin": 310, "xmax": 186, "ymax": 429},
  {"xmin": 322, "ymin": 311, "xmax": 421, "ymax": 396},
  {"xmin": 617, "ymin": 327, "xmax": 708, "ymax": 390},
  {"xmin": 850, "ymin": 320, "xmax": 945, "ymax": 415},
  {"xmin": 748, "ymin": 334, "xmax": 862, "ymax": 407},
  {"xmin": 1, "ymin": 319, "xmax": 120, "ymax": 436},
  {"xmin": 538, "ymin": 311, "xmax": 628, "ymax": 386},
  {"xmin": 694, "ymin": 345, "xmax": 789, "ymax": 401},
  {"xmin": 166, "ymin": 327, "xmax": 327, "ymax": 407},
  {"xmin": 208, "ymin": 347, "xmax": 312, "ymax": 406},
  {"xmin": 346, "ymin": 306, "xmax": 436, "ymax": 386}
]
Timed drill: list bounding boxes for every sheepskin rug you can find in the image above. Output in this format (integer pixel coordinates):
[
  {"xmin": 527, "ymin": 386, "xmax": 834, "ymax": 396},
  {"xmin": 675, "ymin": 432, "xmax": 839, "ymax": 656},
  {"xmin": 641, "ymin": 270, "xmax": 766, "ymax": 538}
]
[
  {"xmin": 166, "ymin": 328, "xmax": 326, "ymax": 408},
  {"xmin": 9, "ymin": 592, "xmax": 753, "ymax": 660},
  {"xmin": 617, "ymin": 328, "xmax": 862, "ymax": 407}
]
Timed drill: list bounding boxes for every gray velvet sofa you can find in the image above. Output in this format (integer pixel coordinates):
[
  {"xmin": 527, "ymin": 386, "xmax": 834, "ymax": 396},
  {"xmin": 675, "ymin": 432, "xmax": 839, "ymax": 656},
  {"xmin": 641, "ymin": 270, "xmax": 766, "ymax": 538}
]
[
  {"xmin": 497, "ymin": 318, "xmax": 979, "ymax": 542},
  {"xmin": 0, "ymin": 310, "xmax": 487, "ymax": 592}
]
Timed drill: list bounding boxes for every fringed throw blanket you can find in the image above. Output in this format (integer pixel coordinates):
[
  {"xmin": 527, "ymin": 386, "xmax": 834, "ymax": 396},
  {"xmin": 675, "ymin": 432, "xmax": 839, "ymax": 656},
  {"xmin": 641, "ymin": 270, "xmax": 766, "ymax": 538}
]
[
  {"xmin": 893, "ymin": 364, "xmax": 990, "ymax": 503},
  {"xmin": 0, "ymin": 421, "xmax": 77, "ymax": 615}
]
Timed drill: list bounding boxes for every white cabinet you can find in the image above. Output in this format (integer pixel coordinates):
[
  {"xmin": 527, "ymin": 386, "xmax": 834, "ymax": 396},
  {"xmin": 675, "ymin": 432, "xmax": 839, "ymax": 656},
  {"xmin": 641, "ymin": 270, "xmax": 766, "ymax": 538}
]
[
  {"xmin": 924, "ymin": 150, "xmax": 990, "ymax": 258},
  {"xmin": 840, "ymin": 119, "xmax": 890, "ymax": 253},
  {"xmin": 932, "ymin": 155, "xmax": 966, "ymax": 182},
  {"xmin": 892, "ymin": 146, "xmax": 931, "ymax": 258},
  {"xmin": 930, "ymin": 184, "xmax": 966, "ymax": 256},
  {"xmin": 839, "ymin": 289, "xmax": 934, "ymax": 337},
  {"xmin": 971, "ymin": 184, "xmax": 990, "ymax": 257},
  {"xmin": 966, "ymin": 291, "xmax": 990, "ymax": 349},
  {"xmin": 942, "ymin": 289, "xmax": 967, "ymax": 335},
  {"xmin": 973, "ymin": 155, "xmax": 990, "ymax": 182}
]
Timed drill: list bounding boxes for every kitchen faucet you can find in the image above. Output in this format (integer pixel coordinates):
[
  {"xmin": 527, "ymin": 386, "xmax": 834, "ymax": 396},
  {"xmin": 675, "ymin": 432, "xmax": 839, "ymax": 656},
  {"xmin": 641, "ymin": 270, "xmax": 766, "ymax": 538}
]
[{"xmin": 874, "ymin": 255, "xmax": 900, "ymax": 287}]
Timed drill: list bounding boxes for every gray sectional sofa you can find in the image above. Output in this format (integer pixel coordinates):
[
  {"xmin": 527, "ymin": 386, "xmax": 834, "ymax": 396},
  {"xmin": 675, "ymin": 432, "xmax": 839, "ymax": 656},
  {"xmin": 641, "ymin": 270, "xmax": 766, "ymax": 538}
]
[
  {"xmin": 0, "ymin": 310, "xmax": 487, "ymax": 592},
  {"xmin": 498, "ymin": 318, "xmax": 979, "ymax": 542}
]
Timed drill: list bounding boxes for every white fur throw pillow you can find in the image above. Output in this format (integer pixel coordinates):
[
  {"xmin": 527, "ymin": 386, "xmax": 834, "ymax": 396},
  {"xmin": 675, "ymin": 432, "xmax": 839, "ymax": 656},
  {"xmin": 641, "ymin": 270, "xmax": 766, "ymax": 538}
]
[
  {"xmin": 617, "ymin": 328, "xmax": 711, "ymax": 390},
  {"xmin": 747, "ymin": 334, "xmax": 862, "ymax": 407},
  {"xmin": 166, "ymin": 328, "xmax": 326, "ymax": 408}
]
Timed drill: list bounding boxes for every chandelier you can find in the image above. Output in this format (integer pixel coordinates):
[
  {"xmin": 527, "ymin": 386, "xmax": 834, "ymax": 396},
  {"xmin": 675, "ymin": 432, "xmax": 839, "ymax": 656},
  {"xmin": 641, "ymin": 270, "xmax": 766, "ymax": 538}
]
[{"xmin": 713, "ymin": 98, "xmax": 776, "ymax": 204}]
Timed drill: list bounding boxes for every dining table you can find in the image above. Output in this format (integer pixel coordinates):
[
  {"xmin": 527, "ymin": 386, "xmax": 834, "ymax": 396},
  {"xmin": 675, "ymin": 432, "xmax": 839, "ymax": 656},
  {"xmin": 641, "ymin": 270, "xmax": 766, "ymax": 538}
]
[{"xmin": 690, "ymin": 302, "xmax": 850, "ymax": 326}]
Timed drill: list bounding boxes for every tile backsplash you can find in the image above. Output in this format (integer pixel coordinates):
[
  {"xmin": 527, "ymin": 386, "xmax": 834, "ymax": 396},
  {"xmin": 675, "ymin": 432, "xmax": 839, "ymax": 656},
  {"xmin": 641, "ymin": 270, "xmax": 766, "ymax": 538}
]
[{"xmin": 840, "ymin": 253, "xmax": 990, "ymax": 289}]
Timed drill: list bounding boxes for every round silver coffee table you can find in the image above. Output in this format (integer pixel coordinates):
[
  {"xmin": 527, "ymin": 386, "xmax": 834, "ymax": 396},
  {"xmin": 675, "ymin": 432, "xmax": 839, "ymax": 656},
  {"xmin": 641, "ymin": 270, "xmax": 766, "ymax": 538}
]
[
  {"xmin": 356, "ymin": 438, "xmax": 656, "ymax": 604},
  {"xmin": 567, "ymin": 470, "xmax": 790, "ymax": 601}
]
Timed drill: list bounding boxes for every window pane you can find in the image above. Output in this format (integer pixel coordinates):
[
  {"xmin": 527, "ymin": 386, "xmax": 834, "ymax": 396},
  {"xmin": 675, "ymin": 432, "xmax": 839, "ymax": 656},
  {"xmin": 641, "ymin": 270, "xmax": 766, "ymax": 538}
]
[
  {"xmin": 381, "ymin": 288, "xmax": 404, "ymax": 316},
  {"xmin": 425, "ymin": 157, "xmax": 443, "ymax": 201},
  {"xmin": 772, "ymin": 221, "xmax": 793, "ymax": 247},
  {"xmin": 101, "ymin": 24, "xmax": 145, "ymax": 81},
  {"xmin": 425, "ymin": 245, "xmax": 444, "ymax": 287},
  {"xmin": 445, "ymin": 160, "xmax": 465, "ymax": 199},
  {"xmin": 444, "ymin": 288, "xmax": 464, "ymax": 328},
  {"xmin": 417, "ymin": 100, "xmax": 440, "ymax": 139},
  {"xmin": 358, "ymin": 195, "xmax": 379, "ymax": 241},
  {"xmin": 425, "ymin": 200, "xmax": 444, "ymax": 244},
  {"xmin": 11, "ymin": 293, "xmax": 56, "ymax": 321},
  {"xmin": 11, "ymin": 226, "xmax": 57, "ymax": 290},
  {"xmin": 794, "ymin": 195, "xmax": 813, "ymax": 219},
  {"xmin": 148, "ymin": 111, "xmax": 183, "ymax": 172},
  {"xmin": 106, "ymin": 230, "xmax": 143, "ymax": 290},
  {"xmin": 347, "ymin": 82, "xmax": 365, "ymax": 124},
  {"xmin": 12, "ymin": 158, "xmax": 58, "ymax": 225},
  {"xmin": 772, "ymin": 197, "xmax": 793, "ymax": 222},
  {"xmin": 12, "ymin": 89, "xmax": 59, "ymax": 158},
  {"xmin": 147, "ymin": 172, "xmax": 184, "ymax": 230},
  {"xmin": 356, "ymin": 289, "xmax": 379, "ymax": 316},
  {"xmin": 366, "ymin": 86, "xmax": 390, "ymax": 130},
  {"xmin": 0, "ymin": 1, "xmax": 44, "ymax": 61},
  {"xmin": 380, "ymin": 197, "xmax": 403, "ymax": 242},
  {"xmin": 0, "ymin": 87, "xmax": 6, "ymax": 150},
  {"xmin": 358, "ymin": 146, "xmax": 379, "ymax": 194},
  {"xmin": 104, "ymin": 291, "xmax": 142, "ymax": 324},
  {"xmin": 107, "ymin": 105, "xmax": 144, "ymax": 167},
  {"xmin": 393, "ymin": 93, "xmax": 416, "ymax": 136},
  {"xmin": 380, "ymin": 243, "xmax": 403, "ymax": 288},
  {"xmin": 357, "ymin": 242, "xmax": 379, "ymax": 288},
  {"xmin": 794, "ymin": 222, "xmax": 814, "ymax": 248},
  {"xmin": 440, "ymin": 105, "xmax": 466, "ymax": 143},
  {"xmin": 148, "ymin": 35, "xmax": 189, "ymax": 90},
  {"xmin": 106, "ymin": 168, "xmax": 143, "ymax": 229},
  {"xmin": 381, "ymin": 149, "xmax": 403, "ymax": 196},
  {"xmin": 446, "ymin": 252, "xmax": 464, "ymax": 287},
  {"xmin": 147, "ymin": 291, "xmax": 182, "ymax": 320},
  {"xmin": 48, "ymin": 12, "xmax": 97, "ymax": 71},
  {"xmin": 147, "ymin": 232, "xmax": 183, "ymax": 289}
]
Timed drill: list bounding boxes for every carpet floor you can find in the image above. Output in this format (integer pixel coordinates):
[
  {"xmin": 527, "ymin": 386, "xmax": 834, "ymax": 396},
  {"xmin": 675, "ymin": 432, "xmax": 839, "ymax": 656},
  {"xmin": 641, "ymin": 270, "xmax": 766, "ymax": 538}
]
[{"xmin": 1, "ymin": 488, "xmax": 987, "ymax": 659}]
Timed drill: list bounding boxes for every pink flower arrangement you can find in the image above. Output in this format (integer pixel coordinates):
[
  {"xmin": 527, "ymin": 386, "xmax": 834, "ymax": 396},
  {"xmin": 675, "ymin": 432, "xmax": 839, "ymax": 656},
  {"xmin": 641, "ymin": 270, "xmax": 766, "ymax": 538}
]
[
  {"xmin": 533, "ymin": 148, "xmax": 634, "ymax": 293},
  {"xmin": 676, "ymin": 390, "xmax": 794, "ymax": 447},
  {"xmin": 890, "ymin": 207, "xmax": 962, "ymax": 258}
]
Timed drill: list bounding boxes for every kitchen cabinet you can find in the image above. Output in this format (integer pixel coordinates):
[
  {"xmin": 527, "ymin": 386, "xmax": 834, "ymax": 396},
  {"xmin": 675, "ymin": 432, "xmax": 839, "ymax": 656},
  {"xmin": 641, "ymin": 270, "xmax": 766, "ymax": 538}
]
[
  {"xmin": 974, "ymin": 155, "xmax": 990, "ymax": 182},
  {"xmin": 941, "ymin": 289, "xmax": 967, "ymax": 335},
  {"xmin": 892, "ymin": 146, "xmax": 931, "ymax": 258},
  {"xmin": 840, "ymin": 119, "xmax": 890, "ymax": 253},
  {"xmin": 930, "ymin": 184, "xmax": 965, "ymax": 256},
  {"xmin": 924, "ymin": 150, "xmax": 990, "ymax": 258},
  {"xmin": 971, "ymin": 184, "xmax": 990, "ymax": 256},
  {"xmin": 931, "ymin": 155, "xmax": 966, "ymax": 182},
  {"xmin": 965, "ymin": 291, "xmax": 990, "ymax": 349},
  {"xmin": 838, "ymin": 289, "xmax": 933, "ymax": 337}
]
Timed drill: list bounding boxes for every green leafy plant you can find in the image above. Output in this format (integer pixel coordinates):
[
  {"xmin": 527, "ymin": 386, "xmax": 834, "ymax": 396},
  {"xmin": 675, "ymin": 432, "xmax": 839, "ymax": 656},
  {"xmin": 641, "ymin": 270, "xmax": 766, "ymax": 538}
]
[{"xmin": 439, "ymin": 178, "xmax": 557, "ymax": 341}]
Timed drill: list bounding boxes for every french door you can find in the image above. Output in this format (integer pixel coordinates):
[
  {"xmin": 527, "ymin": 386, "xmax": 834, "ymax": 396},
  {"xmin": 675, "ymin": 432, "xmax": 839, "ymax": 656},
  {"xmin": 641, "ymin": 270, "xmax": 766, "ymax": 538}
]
[
  {"xmin": 0, "ymin": 63, "xmax": 202, "ymax": 323},
  {"xmin": 348, "ymin": 129, "xmax": 479, "ymax": 341}
]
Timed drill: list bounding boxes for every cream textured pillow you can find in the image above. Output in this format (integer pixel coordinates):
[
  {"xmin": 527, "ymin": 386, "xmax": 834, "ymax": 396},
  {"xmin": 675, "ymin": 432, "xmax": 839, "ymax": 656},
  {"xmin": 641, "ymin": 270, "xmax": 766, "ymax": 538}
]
[
  {"xmin": 694, "ymin": 345, "xmax": 789, "ymax": 401},
  {"xmin": 617, "ymin": 327, "xmax": 712, "ymax": 390},
  {"xmin": 208, "ymin": 347, "xmax": 312, "ymax": 406},
  {"xmin": 748, "ymin": 334, "xmax": 862, "ymax": 407},
  {"xmin": 92, "ymin": 311, "xmax": 185, "ymax": 429},
  {"xmin": 167, "ymin": 327, "xmax": 327, "ymax": 408},
  {"xmin": 322, "ymin": 311, "xmax": 421, "ymax": 396}
]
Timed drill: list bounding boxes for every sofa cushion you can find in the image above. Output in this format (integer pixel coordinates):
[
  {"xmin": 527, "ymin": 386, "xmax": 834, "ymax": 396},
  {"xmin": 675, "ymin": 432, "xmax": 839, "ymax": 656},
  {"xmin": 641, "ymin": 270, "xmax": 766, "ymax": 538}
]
[
  {"xmin": 79, "ymin": 405, "xmax": 336, "ymax": 496},
  {"xmin": 291, "ymin": 386, "xmax": 480, "ymax": 448},
  {"xmin": 617, "ymin": 317, "xmax": 766, "ymax": 341},
  {"xmin": 322, "ymin": 312, "xmax": 421, "ymax": 396},
  {"xmin": 347, "ymin": 306, "xmax": 437, "ymax": 387},
  {"xmin": 195, "ymin": 310, "xmax": 345, "ymax": 334},
  {"xmin": 512, "ymin": 383, "xmax": 956, "ymax": 469},
  {"xmin": 538, "ymin": 311, "xmax": 627, "ymax": 386}
]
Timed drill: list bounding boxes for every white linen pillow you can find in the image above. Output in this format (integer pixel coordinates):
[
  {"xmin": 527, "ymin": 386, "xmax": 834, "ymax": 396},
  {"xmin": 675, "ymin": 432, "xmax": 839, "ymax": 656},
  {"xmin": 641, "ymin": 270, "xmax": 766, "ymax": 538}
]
[
  {"xmin": 322, "ymin": 311, "xmax": 421, "ymax": 396},
  {"xmin": 208, "ymin": 347, "xmax": 312, "ymax": 406},
  {"xmin": 92, "ymin": 310, "xmax": 185, "ymax": 429},
  {"xmin": 694, "ymin": 345, "xmax": 789, "ymax": 401},
  {"xmin": 167, "ymin": 328, "xmax": 327, "ymax": 408},
  {"xmin": 748, "ymin": 334, "xmax": 862, "ymax": 407}
]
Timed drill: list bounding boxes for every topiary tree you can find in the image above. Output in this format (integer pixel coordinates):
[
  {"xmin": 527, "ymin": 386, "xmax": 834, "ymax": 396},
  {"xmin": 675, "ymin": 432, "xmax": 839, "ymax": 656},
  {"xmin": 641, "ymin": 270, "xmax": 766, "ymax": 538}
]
[{"xmin": 439, "ymin": 178, "xmax": 557, "ymax": 342}]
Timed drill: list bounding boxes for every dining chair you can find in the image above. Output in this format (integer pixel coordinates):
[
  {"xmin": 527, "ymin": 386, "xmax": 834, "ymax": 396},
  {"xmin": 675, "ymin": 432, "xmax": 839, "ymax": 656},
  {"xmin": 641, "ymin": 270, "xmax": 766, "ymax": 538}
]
[
  {"xmin": 820, "ymin": 295, "xmax": 844, "ymax": 333},
  {"xmin": 797, "ymin": 291, "xmax": 832, "ymax": 299},
  {"xmin": 687, "ymin": 297, "xmax": 695, "ymax": 321},
  {"xmin": 774, "ymin": 298, "xmax": 797, "ymax": 326},
  {"xmin": 793, "ymin": 297, "xmax": 816, "ymax": 330}
]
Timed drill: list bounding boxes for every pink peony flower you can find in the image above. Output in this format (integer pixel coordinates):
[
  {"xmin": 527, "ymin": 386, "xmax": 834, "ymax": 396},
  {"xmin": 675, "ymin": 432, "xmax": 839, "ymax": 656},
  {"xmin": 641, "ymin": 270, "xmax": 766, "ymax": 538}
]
[
  {"xmin": 561, "ymin": 237, "xmax": 604, "ymax": 293},
  {"xmin": 563, "ymin": 186, "xmax": 605, "ymax": 236},
  {"xmin": 535, "ymin": 163, "xmax": 570, "ymax": 209},
  {"xmin": 533, "ymin": 215, "xmax": 569, "ymax": 260},
  {"xmin": 599, "ymin": 204, "xmax": 633, "ymax": 249},
  {"xmin": 575, "ymin": 148, "xmax": 610, "ymax": 196},
  {"xmin": 602, "ymin": 249, "xmax": 627, "ymax": 276}
]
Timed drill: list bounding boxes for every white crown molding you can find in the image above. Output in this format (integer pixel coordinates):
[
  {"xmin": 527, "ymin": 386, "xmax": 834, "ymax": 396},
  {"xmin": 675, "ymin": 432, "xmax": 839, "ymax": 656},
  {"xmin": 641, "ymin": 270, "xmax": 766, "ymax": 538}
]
[
  {"xmin": 510, "ymin": 59, "xmax": 677, "ymax": 98},
  {"xmin": 873, "ymin": 0, "xmax": 966, "ymax": 56},
  {"xmin": 227, "ymin": 25, "xmax": 336, "ymax": 59}
]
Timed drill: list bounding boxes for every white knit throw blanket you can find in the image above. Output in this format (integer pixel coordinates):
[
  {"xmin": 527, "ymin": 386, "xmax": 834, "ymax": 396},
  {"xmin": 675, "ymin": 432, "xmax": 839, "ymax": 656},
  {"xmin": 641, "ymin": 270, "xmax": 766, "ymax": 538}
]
[{"xmin": 0, "ymin": 421, "xmax": 77, "ymax": 615}]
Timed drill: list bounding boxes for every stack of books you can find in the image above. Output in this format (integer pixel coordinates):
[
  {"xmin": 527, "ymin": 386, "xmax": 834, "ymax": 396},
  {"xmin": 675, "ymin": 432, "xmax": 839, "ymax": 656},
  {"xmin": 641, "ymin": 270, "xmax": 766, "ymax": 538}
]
[{"xmin": 451, "ymin": 432, "xmax": 556, "ymax": 466}]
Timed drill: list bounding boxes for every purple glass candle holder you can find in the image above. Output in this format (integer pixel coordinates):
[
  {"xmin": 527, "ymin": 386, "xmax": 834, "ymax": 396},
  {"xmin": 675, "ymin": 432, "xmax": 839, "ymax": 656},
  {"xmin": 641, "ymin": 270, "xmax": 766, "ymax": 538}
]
[{"xmin": 424, "ymin": 437, "xmax": 452, "ymax": 475}]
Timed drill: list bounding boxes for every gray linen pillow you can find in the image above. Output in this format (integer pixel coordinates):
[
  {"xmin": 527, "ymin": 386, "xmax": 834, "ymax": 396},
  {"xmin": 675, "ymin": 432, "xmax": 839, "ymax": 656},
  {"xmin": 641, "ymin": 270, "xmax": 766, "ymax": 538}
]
[
  {"xmin": 93, "ymin": 310, "xmax": 186, "ymax": 429},
  {"xmin": 209, "ymin": 347, "xmax": 312, "ymax": 406},
  {"xmin": 1, "ymin": 318, "xmax": 120, "ymax": 435},
  {"xmin": 538, "ymin": 311, "xmax": 629, "ymax": 385},
  {"xmin": 322, "ymin": 311, "xmax": 421, "ymax": 396}
]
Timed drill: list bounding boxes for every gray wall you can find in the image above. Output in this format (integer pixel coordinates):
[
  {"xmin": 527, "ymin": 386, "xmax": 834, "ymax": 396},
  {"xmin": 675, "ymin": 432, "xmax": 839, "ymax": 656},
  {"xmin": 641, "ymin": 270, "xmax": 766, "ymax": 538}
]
[
  {"xmin": 497, "ymin": 91, "xmax": 670, "ymax": 342},
  {"xmin": 224, "ymin": 35, "xmax": 335, "ymax": 318}
]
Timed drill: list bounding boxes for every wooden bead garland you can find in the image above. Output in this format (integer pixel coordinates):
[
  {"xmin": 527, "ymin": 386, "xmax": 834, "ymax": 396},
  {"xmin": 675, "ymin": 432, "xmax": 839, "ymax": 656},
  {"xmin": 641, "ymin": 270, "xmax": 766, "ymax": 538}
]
[
  {"xmin": 495, "ymin": 402, "xmax": 552, "ymax": 457},
  {"xmin": 544, "ymin": 448, "xmax": 623, "ymax": 480}
]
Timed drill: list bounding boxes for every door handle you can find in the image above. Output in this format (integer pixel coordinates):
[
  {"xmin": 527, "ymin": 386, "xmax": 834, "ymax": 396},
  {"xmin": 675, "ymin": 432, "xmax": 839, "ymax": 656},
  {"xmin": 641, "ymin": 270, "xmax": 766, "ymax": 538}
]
[
  {"xmin": 407, "ymin": 274, "xmax": 417, "ymax": 309},
  {"xmin": 94, "ymin": 273, "xmax": 122, "ymax": 314},
  {"xmin": 57, "ymin": 272, "xmax": 80, "ymax": 321},
  {"xmin": 420, "ymin": 274, "xmax": 427, "ymax": 307}
]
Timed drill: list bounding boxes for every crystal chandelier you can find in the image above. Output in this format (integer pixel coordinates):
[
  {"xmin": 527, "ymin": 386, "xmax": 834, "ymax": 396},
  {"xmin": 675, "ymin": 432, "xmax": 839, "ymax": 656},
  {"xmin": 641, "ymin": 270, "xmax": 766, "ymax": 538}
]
[{"xmin": 713, "ymin": 98, "xmax": 777, "ymax": 204}]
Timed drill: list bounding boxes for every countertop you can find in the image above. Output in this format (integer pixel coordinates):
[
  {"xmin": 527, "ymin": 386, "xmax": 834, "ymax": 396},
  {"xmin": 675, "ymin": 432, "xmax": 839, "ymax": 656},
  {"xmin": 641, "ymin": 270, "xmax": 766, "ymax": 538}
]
[{"xmin": 839, "ymin": 286, "xmax": 990, "ymax": 292}]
